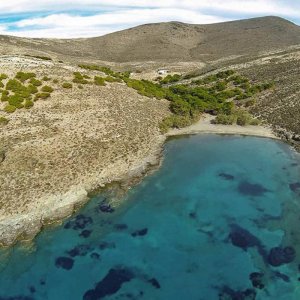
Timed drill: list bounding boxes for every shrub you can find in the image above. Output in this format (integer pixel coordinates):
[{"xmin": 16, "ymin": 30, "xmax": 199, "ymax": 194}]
[
  {"xmin": 15, "ymin": 72, "xmax": 36, "ymax": 82},
  {"xmin": 160, "ymin": 74, "xmax": 182, "ymax": 84},
  {"xmin": 42, "ymin": 76, "xmax": 51, "ymax": 81},
  {"xmin": 0, "ymin": 74, "xmax": 8, "ymax": 80},
  {"xmin": 236, "ymin": 110, "xmax": 252, "ymax": 126},
  {"xmin": 34, "ymin": 92, "xmax": 50, "ymax": 100},
  {"xmin": 28, "ymin": 84, "xmax": 38, "ymax": 94},
  {"xmin": 0, "ymin": 82, "xmax": 3, "ymax": 88},
  {"xmin": 30, "ymin": 78, "xmax": 42, "ymax": 86},
  {"xmin": 78, "ymin": 85, "xmax": 83, "ymax": 89},
  {"xmin": 8, "ymin": 94, "xmax": 26, "ymax": 108},
  {"xmin": 0, "ymin": 116, "xmax": 9, "ymax": 125},
  {"xmin": 213, "ymin": 114, "xmax": 236, "ymax": 125},
  {"xmin": 53, "ymin": 79, "xmax": 59, "ymax": 84},
  {"xmin": 62, "ymin": 82, "xmax": 72, "ymax": 89},
  {"xmin": 24, "ymin": 99, "xmax": 34, "ymax": 109},
  {"xmin": 105, "ymin": 76, "xmax": 122, "ymax": 83},
  {"xmin": 41, "ymin": 85, "xmax": 54, "ymax": 93},
  {"xmin": 94, "ymin": 76, "xmax": 106, "ymax": 86},
  {"xmin": 4, "ymin": 104, "xmax": 16, "ymax": 113}
]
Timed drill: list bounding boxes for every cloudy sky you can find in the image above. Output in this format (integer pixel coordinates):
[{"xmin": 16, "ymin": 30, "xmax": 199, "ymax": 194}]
[{"xmin": 0, "ymin": 0, "xmax": 299, "ymax": 38}]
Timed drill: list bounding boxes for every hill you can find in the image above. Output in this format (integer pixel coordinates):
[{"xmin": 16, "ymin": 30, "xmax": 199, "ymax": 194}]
[{"xmin": 0, "ymin": 16, "xmax": 300, "ymax": 63}]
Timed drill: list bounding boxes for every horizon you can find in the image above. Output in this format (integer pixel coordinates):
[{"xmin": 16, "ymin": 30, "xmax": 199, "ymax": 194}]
[{"xmin": 0, "ymin": 1, "xmax": 299, "ymax": 38}]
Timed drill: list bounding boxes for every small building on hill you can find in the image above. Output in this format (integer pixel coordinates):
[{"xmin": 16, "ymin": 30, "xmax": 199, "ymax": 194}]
[{"xmin": 157, "ymin": 69, "xmax": 169, "ymax": 75}]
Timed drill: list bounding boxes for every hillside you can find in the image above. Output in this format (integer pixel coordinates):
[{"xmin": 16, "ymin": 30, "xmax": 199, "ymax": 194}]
[{"xmin": 0, "ymin": 16, "xmax": 300, "ymax": 63}]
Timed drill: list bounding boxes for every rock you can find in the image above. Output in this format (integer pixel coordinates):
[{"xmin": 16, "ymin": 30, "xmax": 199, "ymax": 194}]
[
  {"xmin": 267, "ymin": 246, "xmax": 295, "ymax": 267},
  {"xmin": 83, "ymin": 267, "xmax": 134, "ymax": 300},
  {"xmin": 131, "ymin": 228, "xmax": 148, "ymax": 237},
  {"xmin": 238, "ymin": 181, "xmax": 269, "ymax": 197},
  {"xmin": 55, "ymin": 257, "xmax": 74, "ymax": 270},
  {"xmin": 219, "ymin": 173, "xmax": 235, "ymax": 180},
  {"xmin": 250, "ymin": 272, "xmax": 265, "ymax": 289}
]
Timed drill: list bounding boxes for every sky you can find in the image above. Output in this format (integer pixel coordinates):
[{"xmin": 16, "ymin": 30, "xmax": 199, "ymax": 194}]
[{"xmin": 0, "ymin": 0, "xmax": 299, "ymax": 38}]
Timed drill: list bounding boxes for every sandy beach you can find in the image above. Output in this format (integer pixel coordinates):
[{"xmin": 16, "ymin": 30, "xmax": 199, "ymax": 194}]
[{"xmin": 166, "ymin": 114, "xmax": 278, "ymax": 140}]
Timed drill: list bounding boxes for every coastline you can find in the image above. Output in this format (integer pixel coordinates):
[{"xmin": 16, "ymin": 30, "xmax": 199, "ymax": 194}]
[
  {"xmin": 166, "ymin": 114, "xmax": 279, "ymax": 140},
  {"xmin": 0, "ymin": 115, "xmax": 279, "ymax": 248}
]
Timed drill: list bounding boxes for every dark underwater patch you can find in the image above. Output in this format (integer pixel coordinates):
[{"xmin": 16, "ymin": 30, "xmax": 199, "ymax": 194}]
[
  {"xmin": 289, "ymin": 182, "xmax": 300, "ymax": 193},
  {"xmin": 55, "ymin": 257, "xmax": 74, "ymax": 270},
  {"xmin": 98, "ymin": 241, "xmax": 116, "ymax": 250},
  {"xmin": 218, "ymin": 286, "xmax": 256, "ymax": 300},
  {"xmin": 267, "ymin": 246, "xmax": 295, "ymax": 267},
  {"xmin": 229, "ymin": 224, "xmax": 261, "ymax": 250},
  {"xmin": 218, "ymin": 173, "xmax": 235, "ymax": 180},
  {"xmin": 273, "ymin": 271, "xmax": 290, "ymax": 282},
  {"xmin": 96, "ymin": 201, "xmax": 115, "ymax": 214},
  {"xmin": 80, "ymin": 230, "xmax": 92, "ymax": 238},
  {"xmin": 148, "ymin": 278, "xmax": 161, "ymax": 289},
  {"xmin": 114, "ymin": 224, "xmax": 128, "ymax": 231},
  {"xmin": 67, "ymin": 244, "xmax": 93, "ymax": 257},
  {"xmin": 131, "ymin": 228, "xmax": 148, "ymax": 237},
  {"xmin": 83, "ymin": 267, "xmax": 134, "ymax": 300},
  {"xmin": 249, "ymin": 272, "xmax": 265, "ymax": 289},
  {"xmin": 64, "ymin": 214, "xmax": 93, "ymax": 231},
  {"xmin": 238, "ymin": 181, "xmax": 269, "ymax": 196}
]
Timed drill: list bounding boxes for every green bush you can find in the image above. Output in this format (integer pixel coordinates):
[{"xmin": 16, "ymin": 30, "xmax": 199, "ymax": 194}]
[
  {"xmin": 0, "ymin": 116, "xmax": 9, "ymax": 125},
  {"xmin": 15, "ymin": 72, "xmax": 36, "ymax": 82},
  {"xmin": 4, "ymin": 104, "xmax": 16, "ymax": 113},
  {"xmin": 8, "ymin": 94, "xmax": 26, "ymax": 108},
  {"xmin": 213, "ymin": 114, "xmax": 236, "ymax": 125},
  {"xmin": 29, "ymin": 78, "xmax": 42, "ymax": 86},
  {"xmin": 41, "ymin": 85, "xmax": 54, "ymax": 93},
  {"xmin": 28, "ymin": 84, "xmax": 38, "ymax": 94},
  {"xmin": 24, "ymin": 99, "xmax": 34, "ymax": 109},
  {"xmin": 34, "ymin": 92, "xmax": 51, "ymax": 100},
  {"xmin": 78, "ymin": 85, "xmax": 83, "ymax": 89},
  {"xmin": 0, "ymin": 74, "xmax": 8, "ymax": 80},
  {"xmin": 42, "ymin": 76, "xmax": 51, "ymax": 81},
  {"xmin": 160, "ymin": 74, "xmax": 182, "ymax": 84},
  {"xmin": 94, "ymin": 76, "xmax": 106, "ymax": 86},
  {"xmin": 53, "ymin": 79, "xmax": 59, "ymax": 84},
  {"xmin": 62, "ymin": 82, "xmax": 72, "ymax": 89}
]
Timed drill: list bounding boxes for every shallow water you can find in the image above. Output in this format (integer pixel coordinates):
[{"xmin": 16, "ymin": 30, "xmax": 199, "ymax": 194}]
[{"xmin": 1, "ymin": 135, "xmax": 300, "ymax": 300}]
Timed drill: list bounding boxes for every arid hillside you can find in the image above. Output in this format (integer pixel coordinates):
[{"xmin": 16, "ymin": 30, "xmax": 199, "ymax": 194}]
[{"xmin": 0, "ymin": 16, "xmax": 300, "ymax": 63}]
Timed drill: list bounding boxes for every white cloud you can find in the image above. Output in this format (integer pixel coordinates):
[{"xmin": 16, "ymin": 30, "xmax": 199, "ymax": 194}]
[
  {"xmin": 0, "ymin": 0, "xmax": 299, "ymax": 38},
  {"xmin": 2, "ymin": 9, "xmax": 228, "ymax": 38}
]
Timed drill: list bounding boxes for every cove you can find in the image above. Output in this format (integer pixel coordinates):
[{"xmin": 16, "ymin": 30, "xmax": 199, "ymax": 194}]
[{"xmin": 1, "ymin": 134, "xmax": 300, "ymax": 300}]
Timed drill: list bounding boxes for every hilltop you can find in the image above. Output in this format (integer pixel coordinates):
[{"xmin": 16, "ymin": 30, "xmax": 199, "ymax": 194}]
[{"xmin": 0, "ymin": 16, "xmax": 300, "ymax": 63}]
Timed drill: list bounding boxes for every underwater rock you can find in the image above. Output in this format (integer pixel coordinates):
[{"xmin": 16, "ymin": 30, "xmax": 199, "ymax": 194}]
[
  {"xmin": 229, "ymin": 225, "xmax": 261, "ymax": 250},
  {"xmin": 90, "ymin": 253, "xmax": 101, "ymax": 260},
  {"xmin": 238, "ymin": 181, "xmax": 269, "ymax": 196},
  {"xmin": 267, "ymin": 246, "xmax": 296, "ymax": 267},
  {"xmin": 289, "ymin": 182, "xmax": 300, "ymax": 193},
  {"xmin": 96, "ymin": 201, "xmax": 115, "ymax": 213},
  {"xmin": 219, "ymin": 173, "xmax": 235, "ymax": 180},
  {"xmin": 114, "ymin": 224, "xmax": 128, "ymax": 230},
  {"xmin": 55, "ymin": 257, "xmax": 74, "ymax": 270},
  {"xmin": 273, "ymin": 271, "xmax": 290, "ymax": 282},
  {"xmin": 83, "ymin": 266, "xmax": 134, "ymax": 300},
  {"xmin": 131, "ymin": 228, "xmax": 148, "ymax": 237},
  {"xmin": 219, "ymin": 286, "xmax": 256, "ymax": 300},
  {"xmin": 98, "ymin": 241, "xmax": 116, "ymax": 250},
  {"xmin": 28, "ymin": 286, "xmax": 36, "ymax": 294},
  {"xmin": 249, "ymin": 272, "xmax": 265, "ymax": 289},
  {"xmin": 148, "ymin": 278, "xmax": 161, "ymax": 289},
  {"xmin": 80, "ymin": 230, "xmax": 92, "ymax": 238},
  {"xmin": 64, "ymin": 214, "xmax": 93, "ymax": 230},
  {"xmin": 67, "ymin": 244, "xmax": 93, "ymax": 257}
]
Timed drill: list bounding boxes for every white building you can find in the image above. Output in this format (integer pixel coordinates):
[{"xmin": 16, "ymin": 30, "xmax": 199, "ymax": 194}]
[{"xmin": 157, "ymin": 69, "xmax": 169, "ymax": 75}]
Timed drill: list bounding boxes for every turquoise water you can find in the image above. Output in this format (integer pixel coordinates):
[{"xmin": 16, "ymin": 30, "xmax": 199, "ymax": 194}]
[{"xmin": 1, "ymin": 135, "xmax": 300, "ymax": 300}]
